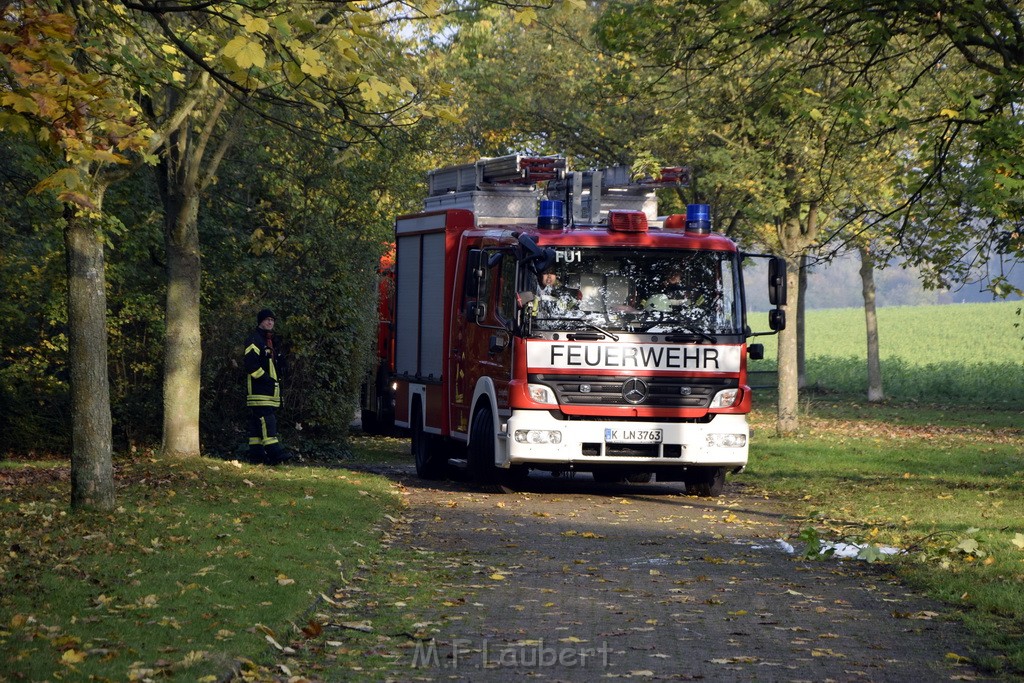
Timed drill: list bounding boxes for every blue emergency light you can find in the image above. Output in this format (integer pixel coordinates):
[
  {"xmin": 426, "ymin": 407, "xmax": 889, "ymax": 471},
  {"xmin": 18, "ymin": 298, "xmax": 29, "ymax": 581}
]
[
  {"xmin": 686, "ymin": 203, "xmax": 711, "ymax": 233},
  {"xmin": 538, "ymin": 199, "xmax": 564, "ymax": 229}
]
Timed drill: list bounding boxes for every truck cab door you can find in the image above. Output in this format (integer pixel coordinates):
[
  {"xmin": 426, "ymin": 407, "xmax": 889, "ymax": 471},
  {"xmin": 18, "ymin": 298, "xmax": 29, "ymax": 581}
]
[{"xmin": 450, "ymin": 244, "xmax": 514, "ymax": 438}]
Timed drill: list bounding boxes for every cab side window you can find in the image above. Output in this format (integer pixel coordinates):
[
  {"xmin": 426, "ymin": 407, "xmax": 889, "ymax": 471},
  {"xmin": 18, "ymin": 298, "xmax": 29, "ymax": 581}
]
[
  {"xmin": 462, "ymin": 249, "xmax": 488, "ymax": 306},
  {"xmin": 496, "ymin": 251, "xmax": 517, "ymax": 321}
]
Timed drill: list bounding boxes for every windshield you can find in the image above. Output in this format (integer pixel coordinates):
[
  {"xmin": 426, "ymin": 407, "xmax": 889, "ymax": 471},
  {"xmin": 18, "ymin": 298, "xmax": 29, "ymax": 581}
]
[{"xmin": 524, "ymin": 248, "xmax": 742, "ymax": 336}]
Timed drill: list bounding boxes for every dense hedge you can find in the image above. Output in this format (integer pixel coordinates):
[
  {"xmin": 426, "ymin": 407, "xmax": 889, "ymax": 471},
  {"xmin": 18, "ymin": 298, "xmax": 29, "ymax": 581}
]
[{"xmin": 0, "ymin": 128, "xmax": 425, "ymax": 457}]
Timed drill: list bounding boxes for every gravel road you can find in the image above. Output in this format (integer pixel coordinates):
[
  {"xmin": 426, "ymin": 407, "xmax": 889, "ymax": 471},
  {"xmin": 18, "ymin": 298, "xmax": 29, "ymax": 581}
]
[{"xmin": 371, "ymin": 468, "xmax": 994, "ymax": 682}]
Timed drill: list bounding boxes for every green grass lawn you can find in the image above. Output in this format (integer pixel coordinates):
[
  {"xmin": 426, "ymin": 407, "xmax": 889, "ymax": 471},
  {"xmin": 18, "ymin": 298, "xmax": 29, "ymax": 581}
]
[
  {"xmin": 0, "ymin": 455, "xmax": 402, "ymax": 681},
  {"xmin": 750, "ymin": 300, "xmax": 1024, "ymax": 406},
  {"xmin": 746, "ymin": 399, "xmax": 1024, "ymax": 673}
]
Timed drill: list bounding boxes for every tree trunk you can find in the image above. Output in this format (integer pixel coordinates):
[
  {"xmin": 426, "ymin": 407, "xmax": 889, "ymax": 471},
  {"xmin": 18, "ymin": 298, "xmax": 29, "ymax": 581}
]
[
  {"xmin": 797, "ymin": 253, "xmax": 808, "ymax": 389},
  {"xmin": 858, "ymin": 244, "xmax": 884, "ymax": 402},
  {"xmin": 775, "ymin": 195, "xmax": 821, "ymax": 437},
  {"xmin": 776, "ymin": 256, "xmax": 801, "ymax": 436},
  {"xmin": 160, "ymin": 187, "xmax": 203, "ymax": 457},
  {"xmin": 156, "ymin": 88, "xmax": 235, "ymax": 458},
  {"xmin": 64, "ymin": 202, "xmax": 115, "ymax": 510}
]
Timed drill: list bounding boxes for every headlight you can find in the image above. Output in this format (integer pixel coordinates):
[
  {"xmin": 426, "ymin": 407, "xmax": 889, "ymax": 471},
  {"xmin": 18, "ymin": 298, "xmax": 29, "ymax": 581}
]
[
  {"xmin": 709, "ymin": 388, "xmax": 740, "ymax": 408},
  {"xmin": 706, "ymin": 433, "xmax": 747, "ymax": 448},
  {"xmin": 514, "ymin": 430, "xmax": 562, "ymax": 444},
  {"xmin": 528, "ymin": 383, "xmax": 557, "ymax": 405}
]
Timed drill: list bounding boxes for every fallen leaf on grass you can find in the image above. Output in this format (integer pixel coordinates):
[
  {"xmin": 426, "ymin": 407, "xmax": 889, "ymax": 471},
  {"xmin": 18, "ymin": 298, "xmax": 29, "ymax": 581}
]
[
  {"xmin": 178, "ymin": 651, "xmax": 206, "ymax": 667},
  {"xmin": 301, "ymin": 621, "xmax": 323, "ymax": 638},
  {"xmin": 276, "ymin": 573, "xmax": 295, "ymax": 586},
  {"xmin": 1012, "ymin": 533, "xmax": 1024, "ymax": 550},
  {"xmin": 946, "ymin": 652, "xmax": 972, "ymax": 664},
  {"xmin": 61, "ymin": 650, "xmax": 87, "ymax": 665}
]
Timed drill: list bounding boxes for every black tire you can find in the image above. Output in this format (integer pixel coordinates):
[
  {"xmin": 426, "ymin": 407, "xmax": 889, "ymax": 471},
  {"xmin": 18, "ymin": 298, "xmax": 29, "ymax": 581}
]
[
  {"xmin": 468, "ymin": 406, "xmax": 499, "ymax": 486},
  {"xmin": 686, "ymin": 466, "xmax": 726, "ymax": 497},
  {"xmin": 412, "ymin": 406, "xmax": 446, "ymax": 480},
  {"xmin": 360, "ymin": 409, "xmax": 379, "ymax": 434}
]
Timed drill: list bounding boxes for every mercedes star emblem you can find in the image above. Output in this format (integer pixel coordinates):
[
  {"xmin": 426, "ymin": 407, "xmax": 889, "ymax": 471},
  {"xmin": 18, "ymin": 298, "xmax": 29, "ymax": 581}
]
[{"xmin": 622, "ymin": 378, "xmax": 649, "ymax": 404}]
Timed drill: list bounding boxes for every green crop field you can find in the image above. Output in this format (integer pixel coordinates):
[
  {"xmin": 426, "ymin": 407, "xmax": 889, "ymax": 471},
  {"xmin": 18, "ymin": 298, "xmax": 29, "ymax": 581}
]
[{"xmin": 749, "ymin": 301, "xmax": 1024, "ymax": 407}]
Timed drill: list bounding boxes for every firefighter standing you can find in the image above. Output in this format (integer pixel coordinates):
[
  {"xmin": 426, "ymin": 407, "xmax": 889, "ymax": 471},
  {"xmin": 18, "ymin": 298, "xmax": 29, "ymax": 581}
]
[{"xmin": 244, "ymin": 308, "xmax": 289, "ymax": 464}]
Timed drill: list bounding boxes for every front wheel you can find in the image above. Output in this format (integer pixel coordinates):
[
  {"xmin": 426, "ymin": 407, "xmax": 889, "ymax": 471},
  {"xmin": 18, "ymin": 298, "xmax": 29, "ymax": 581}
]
[
  {"xmin": 468, "ymin": 406, "xmax": 499, "ymax": 486},
  {"xmin": 686, "ymin": 466, "xmax": 726, "ymax": 497}
]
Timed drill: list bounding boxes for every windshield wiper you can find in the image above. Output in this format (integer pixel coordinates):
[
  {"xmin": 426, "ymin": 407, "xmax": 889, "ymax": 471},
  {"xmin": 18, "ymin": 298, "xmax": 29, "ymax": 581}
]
[
  {"xmin": 578, "ymin": 322, "xmax": 620, "ymax": 342},
  {"xmin": 665, "ymin": 327, "xmax": 717, "ymax": 343}
]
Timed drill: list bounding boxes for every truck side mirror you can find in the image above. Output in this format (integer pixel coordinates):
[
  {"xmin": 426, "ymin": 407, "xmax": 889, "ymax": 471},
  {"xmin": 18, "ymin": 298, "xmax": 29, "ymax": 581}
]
[
  {"xmin": 748, "ymin": 343, "xmax": 764, "ymax": 360},
  {"xmin": 769, "ymin": 308, "xmax": 785, "ymax": 331},
  {"xmin": 769, "ymin": 256, "xmax": 787, "ymax": 306}
]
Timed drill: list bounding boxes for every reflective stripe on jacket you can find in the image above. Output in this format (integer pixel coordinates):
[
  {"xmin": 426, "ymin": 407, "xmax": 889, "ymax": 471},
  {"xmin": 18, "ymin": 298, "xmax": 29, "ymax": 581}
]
[{"xmin": 245, "ymin": 329, "xmax": 282, "ymax": 408}]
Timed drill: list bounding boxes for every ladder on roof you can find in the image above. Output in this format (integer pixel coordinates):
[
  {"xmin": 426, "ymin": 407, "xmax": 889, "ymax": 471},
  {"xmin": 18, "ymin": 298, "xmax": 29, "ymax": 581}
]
[
  {"xmin": 427, "ymin": 155, "xmax": 567, "ymax": 196},
  {"xmin": 425, "ymin": 155, "xmax": 690, "ymax": 224}
]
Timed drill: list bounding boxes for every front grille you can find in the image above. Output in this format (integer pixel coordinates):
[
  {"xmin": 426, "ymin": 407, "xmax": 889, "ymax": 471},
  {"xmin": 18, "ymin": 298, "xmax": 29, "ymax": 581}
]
[{"xmin": 531, "ymin": 373, "xmax": 737, "ymax": 409}]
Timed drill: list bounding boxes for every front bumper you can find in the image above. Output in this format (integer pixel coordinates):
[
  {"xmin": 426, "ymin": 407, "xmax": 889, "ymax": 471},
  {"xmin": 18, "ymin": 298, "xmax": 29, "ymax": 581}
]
[{"xmin": 502, "ymin": 410, "xmax": 749, "ymax": 468}]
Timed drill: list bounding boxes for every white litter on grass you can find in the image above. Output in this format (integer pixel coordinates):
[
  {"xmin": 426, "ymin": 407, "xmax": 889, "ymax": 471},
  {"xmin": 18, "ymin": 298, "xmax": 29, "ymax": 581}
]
[
  {"xmin": 819, "ymin": 542, "xmax": 902, "ymax": 558},
  {"xmin": 747, "ymin": 539, "xmax": 902, "ymax": 560},
  {"xmin": 749, "ymin": 539, "xmax": 795, "ymax": 554}
]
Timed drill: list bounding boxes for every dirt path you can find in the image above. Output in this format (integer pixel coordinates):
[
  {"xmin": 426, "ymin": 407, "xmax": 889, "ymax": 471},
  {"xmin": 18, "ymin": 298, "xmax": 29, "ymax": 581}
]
[{"xmin": 367, "ymin": 468, "xmax": 993, "ymax": 682}]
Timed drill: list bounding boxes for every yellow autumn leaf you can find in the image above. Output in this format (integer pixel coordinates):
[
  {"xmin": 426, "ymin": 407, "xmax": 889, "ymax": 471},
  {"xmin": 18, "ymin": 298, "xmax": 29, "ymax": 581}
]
[
  {"xmin": 940, "ymin": 108, "xmax": 959, "ymax": 118},
  {"xmin": 358, "ymin": 77, "xmax": 390, "ymax": 106},
  {"xmin": 1012, "ymin": 533, "xmax": 1024, "ymax": 550},
  {"xmin": 489, "ymin": 573, "xmax": 506, "ymax": 580},
  {"xmin": 179, "ymin": 650, "xmax": 207, "ymax": 667},
  {"xmin": 223, "ymin": 36, "xmax": 266, "ymax": 70},
  {"xmin": 298, "ymin": 47, "xmax": 327, "ymax": 77},
  {"xmin": 241, "ymin": 16, "xmax": 270, "ymax": 34},
  {"xmin": 2, "ymin": 92, "xmax": 39, "ymax": 115},
  {"xmin": 61, "ymin": 649, "xmax": 87, "ymax": 664},
  {"xmin": 513, "ymin": 7, "xmax": 538, "ymax": 24}
]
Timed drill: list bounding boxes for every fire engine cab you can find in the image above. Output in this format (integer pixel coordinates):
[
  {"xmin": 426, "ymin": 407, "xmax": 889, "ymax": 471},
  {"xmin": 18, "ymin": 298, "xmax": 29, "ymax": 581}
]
[{"xmin": 365, "ymin": 155, "xmax": 785, "ymax": 496}]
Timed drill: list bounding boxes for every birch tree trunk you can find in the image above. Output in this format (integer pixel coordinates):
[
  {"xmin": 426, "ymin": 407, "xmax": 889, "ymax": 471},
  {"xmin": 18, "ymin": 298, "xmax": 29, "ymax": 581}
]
[
  {"xmin": 64, "ymin": 199, "xmax": 115, "ymax": 510},
  {"xmin": 858, "ymin": 244, "xmax": 884, "ymax": 402}
]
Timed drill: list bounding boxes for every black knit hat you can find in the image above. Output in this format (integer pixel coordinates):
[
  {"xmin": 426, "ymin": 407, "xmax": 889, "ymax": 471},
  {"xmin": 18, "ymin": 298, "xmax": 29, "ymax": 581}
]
[{"xmin": 257, "ymin": 308, "xmax": 275, "ymax": 325}]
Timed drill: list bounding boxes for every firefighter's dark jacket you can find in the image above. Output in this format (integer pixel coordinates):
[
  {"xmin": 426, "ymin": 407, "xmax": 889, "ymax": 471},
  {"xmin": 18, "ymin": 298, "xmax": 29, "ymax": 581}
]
[{"xmin": 245, "ymin": 328, "xmax": 284, "ymax": 408}]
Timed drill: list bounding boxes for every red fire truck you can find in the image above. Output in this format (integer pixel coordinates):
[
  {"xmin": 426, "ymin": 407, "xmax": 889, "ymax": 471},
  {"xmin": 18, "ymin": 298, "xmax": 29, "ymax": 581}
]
[{"xmin": 365, "ymin": 155, "xmax": 785, "ymax": 496}]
